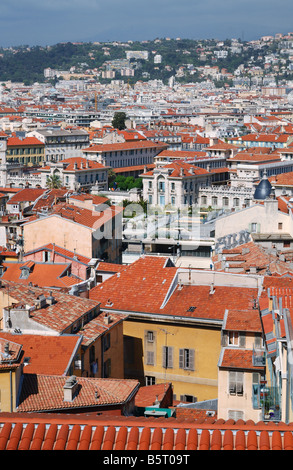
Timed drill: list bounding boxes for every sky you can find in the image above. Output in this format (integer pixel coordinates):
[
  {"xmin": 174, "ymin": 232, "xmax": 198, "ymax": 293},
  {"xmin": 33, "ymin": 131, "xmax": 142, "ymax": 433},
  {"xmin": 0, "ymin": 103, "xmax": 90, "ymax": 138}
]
[{"xmin": 1, "ymin": 0, "xmax": 293, "ymax": 47}]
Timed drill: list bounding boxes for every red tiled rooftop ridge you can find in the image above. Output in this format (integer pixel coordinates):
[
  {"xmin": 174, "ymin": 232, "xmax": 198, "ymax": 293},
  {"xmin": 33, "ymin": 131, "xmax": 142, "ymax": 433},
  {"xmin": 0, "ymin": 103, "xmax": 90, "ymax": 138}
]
[{"xmin": 0, "ymin": 412, "xmax": 293, "ymax": 450}]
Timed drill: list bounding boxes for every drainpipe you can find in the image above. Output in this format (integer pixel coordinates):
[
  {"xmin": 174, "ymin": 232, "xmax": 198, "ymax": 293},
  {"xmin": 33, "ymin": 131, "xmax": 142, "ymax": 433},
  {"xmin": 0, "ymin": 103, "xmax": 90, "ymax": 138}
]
[
  {"xmin": 101, "ymin": 335, "xmax": 104, "ymax": 378},
  {"xmin": 10, "ymin": 370, "xmax": 13, "ymax": 412},
  {"xmin": 286, "ymin": 353, "xmax": 290, "ymax": 424}
]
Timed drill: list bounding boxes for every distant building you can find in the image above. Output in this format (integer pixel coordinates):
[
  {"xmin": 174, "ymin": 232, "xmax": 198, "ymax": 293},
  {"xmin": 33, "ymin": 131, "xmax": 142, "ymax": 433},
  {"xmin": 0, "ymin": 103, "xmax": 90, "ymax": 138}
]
[{"xmin": 27, "ymin": 128, "xmax": 90, "ymax": 162}]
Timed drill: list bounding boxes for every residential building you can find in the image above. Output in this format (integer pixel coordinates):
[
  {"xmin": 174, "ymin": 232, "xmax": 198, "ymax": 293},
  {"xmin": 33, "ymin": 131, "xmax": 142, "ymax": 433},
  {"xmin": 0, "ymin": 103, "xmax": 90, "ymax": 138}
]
[
  {"xmin": 214, "ymin": 197, "xmax": 293, "ymax": 254},
  {"xmin": 82, "ymin": 140, "xmax": 167, "ymax": 169},
  {"xmin": 27, "ymin": 128, "xmax": 90, "ymax": 162},
  {"xmin": 141, "ymin": 160, "xmax": 212, "ymax": 207},
  {"xmin": 6, "ymin": 135, "xmax": 45, "ymax": 166},
  {"xmin": 38, "ymin": 157, "xmax": 109, "ymax": 192},
  {"xmin": 217, "ymin": 306, "xmax": 266, "ymax": 422},
  {"xmin": 0, "ymin": 280, "xmax": 126, "ymax": 384},
  {"xmin": 21, "ymin": 201, "xmax": 123, "ymax": 262},
  {"xmin": 89, "ymin": 256, "xmax": 261, "ymax": 403}
]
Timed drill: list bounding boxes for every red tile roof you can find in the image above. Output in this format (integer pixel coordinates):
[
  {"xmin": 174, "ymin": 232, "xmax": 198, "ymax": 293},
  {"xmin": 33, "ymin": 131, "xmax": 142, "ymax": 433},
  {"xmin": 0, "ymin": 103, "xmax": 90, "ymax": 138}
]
[
  {"xmin": 90, "ymin": 256, "xmax": 178, "ymax": 314},
  {"xmin": 24, "ymin": 243, "xmax": 91, "ymax": 265},
  {"xmin": 1, "ymin": 261, "xmax": 82, "ymax": 288},
  {"xmin": 17, "ymin": 375, "xmax": 139, "ymax": 413},
  {"xmin": 90, "ymin": 257, "xmax": 258, "ymax": 321},
  {"xmin": 7, "ymin": 137, "xmax": 44, "ymax": 147},
  {"xmin": 0, "ymin": 412, "xmax": 293, "ymax": 450},
  {"xmin": 219, "ymin": 348, "xmax": 264, "ymax": 371},
  {"xmin": 1, "ymin": 280, "xmax": 99, "ymax": 334},
  {"xmin": 83, "ymin": 140, "xmax": 167, "ymax": 153},
  {"xmin": 7, "ymin": 188, "xmax": 46, "ymax": 204},
  {"xmin": 26, "ymin": 202, "xmax": 122, "ymax": 230},
  {"xmin": 0, "ymin": 332, "xmax": 81, "ymax": 375},
  {"xmin": 142, "ymin": 160, "xmax": 210, "ymax": 178},
  {"xmin": 40, "ymin": 157, "xmax": 107, "ymax": 172}
]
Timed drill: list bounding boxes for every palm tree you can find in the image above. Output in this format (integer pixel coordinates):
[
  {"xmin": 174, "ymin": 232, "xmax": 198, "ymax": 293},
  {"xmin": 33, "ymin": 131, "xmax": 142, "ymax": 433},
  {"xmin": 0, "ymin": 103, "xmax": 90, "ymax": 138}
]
[{"xmin": 46, "ymin": 174, "xmax": 62, "ymax": 189}]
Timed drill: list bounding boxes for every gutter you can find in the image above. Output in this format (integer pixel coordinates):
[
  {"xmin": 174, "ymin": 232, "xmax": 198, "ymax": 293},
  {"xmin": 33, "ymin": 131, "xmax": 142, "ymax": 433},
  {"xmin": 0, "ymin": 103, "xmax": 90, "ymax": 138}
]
[{"xmin": 100, "ymin": 307, "xmax": 223, "ymax": 327}]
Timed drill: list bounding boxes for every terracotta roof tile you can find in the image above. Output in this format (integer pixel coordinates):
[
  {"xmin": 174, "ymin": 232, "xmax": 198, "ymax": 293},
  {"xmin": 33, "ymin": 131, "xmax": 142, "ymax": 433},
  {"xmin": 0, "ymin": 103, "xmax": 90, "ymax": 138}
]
[
  {"xmin": 17, "ymin": 374, "xmax": 139, "ymax": 413},
  {"xmin": 0, "ymin": 332, "xmax": 81, "ymax": 375},
  {"xmin": 1, "ymin": 412, "xmax": 293, "ymax": 450}
]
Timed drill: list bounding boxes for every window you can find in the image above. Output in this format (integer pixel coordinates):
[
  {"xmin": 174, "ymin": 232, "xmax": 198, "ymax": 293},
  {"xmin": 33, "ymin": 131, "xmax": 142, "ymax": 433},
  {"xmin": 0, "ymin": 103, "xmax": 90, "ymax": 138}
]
[
  {"xmin": 223, "ymin": 197, "xmax": 229, "ymax": 207},
  {"xmin": 251, "ymin": 223, "xmax": 257, "ymax": 233},
  {"xmin": 180, "ymin": 394, "xmax": 197, "ymax": 403},
  {"xmin": 233, "ymin": 198, "xmax": 240, "ymax": 207},
  {"xmin": 278, "ymin": 222, "xmax": 283, "ymax": 230},
  {"xmin": 158, "ymin": 180, "xmax": 165, "ymax": 191},
  {"xmin": 229, "ymin": 371, "xmax": 244, "ymax": 396},
  {"xmin": 171, "ymin": 182, "xmax": 175, "ymax": 191},
  {"xmin": 228, "ymin": 410, "xmax": 244, "ymax": 421},
  {"xmin": 103, "ymin": 334, "xmax": 110, "ymax": 351},
  {"xmin": 147, "ymin": 331, "xmax": 154, "ymax": 343},
  {"xmin": 211, "ymin": 196, "xmax": 218, "ymax": 207},
  {"xmin": 145, "ymin": 376, "xmax": 156, "ymax": 386},
  {"xmin": 162, "ymin": 346, "xmax": 173, "ymax": 369},
  {"xmin": 179, "ymin": 348, "xmax": 195, "ymax": 371},
  {"xmin": 148, "ymin": 181, "xmax": 152, "ymax": 189},
  {"xmin": 171, "ymin": 196, "xmax": 175, "ymax": 206},
  {"xmin": 146, "ymin": 351, "xmax": 155, "ymax": 365},
  {"xmin": 201, "ymin": 196, "xmax": 207, "ymax": 206},
  {"xmin": 104, "ymin": 359, "xmax": 111, "ymax": 378},
  {"xmin": 228, "ymin": 331, "xmax": 239, "ymax": 346}
]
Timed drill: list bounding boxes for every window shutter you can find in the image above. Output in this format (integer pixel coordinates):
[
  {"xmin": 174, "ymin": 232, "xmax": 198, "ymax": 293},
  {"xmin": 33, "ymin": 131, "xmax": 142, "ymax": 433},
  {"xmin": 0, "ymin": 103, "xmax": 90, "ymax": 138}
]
[
  {"xmin": 163, "ymin": 346, "xmax": 173, "ymax": 368},
  {"xmin": 189, "ymin": 349, "xmax": 195, "ymax": 371},
  {"xmin": 162, "ymin": 347, "xmax": 167, "ymax": 369},
  {"xmin": 254, "ymin": 336, "xmax": 261, "ymax": 349},
  {"xmin": 229, "ymin": 371, "xmax": 236, "ymax": 394},
  {"xmin": 236, "ymin": 372, "xmax": 244, "ymax": 395},
  {"xmin": 221, "ymin": 332, "xmax": 227, "ymax": 346},
  {"xmin": 168, "ymin": 347, "xmax": 173, "ymax": 369},
  {"xmin": 239, "ymin": 334, "xmax": 246, "ymax": 347},
  {"xmin": 179, "ymin": 349, "xmax": 184, "ymax": 369},
  {"xmin": 147, "ymin": 351, "xmax": 154, "ymax": 365}
]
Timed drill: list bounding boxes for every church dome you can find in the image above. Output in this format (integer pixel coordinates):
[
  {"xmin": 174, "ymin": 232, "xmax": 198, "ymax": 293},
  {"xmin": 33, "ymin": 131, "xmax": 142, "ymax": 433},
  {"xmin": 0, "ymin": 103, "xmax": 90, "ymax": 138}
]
[{"xmin": 253, "ymin": 173, "xmax": 272, "ymax": 200}]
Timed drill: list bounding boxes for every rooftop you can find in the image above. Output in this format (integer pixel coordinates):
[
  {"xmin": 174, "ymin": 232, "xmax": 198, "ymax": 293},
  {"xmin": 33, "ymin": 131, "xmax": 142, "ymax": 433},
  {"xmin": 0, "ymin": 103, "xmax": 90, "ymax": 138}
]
[{"xmin": 0, "ymin": 412, "xmax": 292, "ymax": 450}]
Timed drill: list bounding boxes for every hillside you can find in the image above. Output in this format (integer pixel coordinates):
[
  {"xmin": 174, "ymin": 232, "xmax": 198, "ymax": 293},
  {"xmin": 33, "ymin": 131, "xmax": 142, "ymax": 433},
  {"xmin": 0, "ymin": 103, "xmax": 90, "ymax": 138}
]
[{"xmin": 0, "ymin": 37, "xmax": 291, "ymax": 85}]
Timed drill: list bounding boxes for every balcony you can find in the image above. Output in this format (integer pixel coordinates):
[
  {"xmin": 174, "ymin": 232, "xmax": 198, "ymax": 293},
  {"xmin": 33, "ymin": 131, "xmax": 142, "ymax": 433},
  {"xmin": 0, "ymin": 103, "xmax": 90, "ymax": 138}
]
[{"xmin": 260, "ymin": 385, "xmax": 281, "ymax": 422}]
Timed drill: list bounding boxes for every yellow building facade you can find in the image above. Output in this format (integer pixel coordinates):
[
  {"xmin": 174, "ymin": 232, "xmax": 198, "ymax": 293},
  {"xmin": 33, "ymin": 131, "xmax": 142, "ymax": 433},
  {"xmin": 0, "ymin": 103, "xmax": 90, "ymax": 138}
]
[{"xmin": 124, "ymin": 317, "xmax": 221, "ymax": 403}]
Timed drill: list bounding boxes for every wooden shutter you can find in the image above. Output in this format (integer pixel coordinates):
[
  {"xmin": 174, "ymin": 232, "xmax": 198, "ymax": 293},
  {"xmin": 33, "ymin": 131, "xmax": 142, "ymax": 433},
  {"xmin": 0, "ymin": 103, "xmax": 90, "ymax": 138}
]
[
  {"xmin": 179, "ymin": 349, "xmax": 184, "ymax": 369},
  {"xmin": 162, "ymin": 346, "xmax": 173, "ymax": 368},
  {"xmin": 239, "ymin": 334, "xmax": 246, "ymax": 347},
  {"xmin": 229, "ymin": 371, "xmax": 236, "ymax": 394},
  {"xmin": 189, "ymin": 349, "xmax": 195, "ymax": 371},
  {"xmin": 146, "ymin": 351, "xmax": 154, "ymax": 365}
]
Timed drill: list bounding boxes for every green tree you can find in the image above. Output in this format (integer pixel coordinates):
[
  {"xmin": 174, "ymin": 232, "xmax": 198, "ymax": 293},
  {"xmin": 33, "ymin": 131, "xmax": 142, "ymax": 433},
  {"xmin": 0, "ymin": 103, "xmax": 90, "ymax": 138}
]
[
  {"xmin": 46, "ymin": 174, "xmax": 62, "ymax": 189},
  {"xmin": 112, "ymin": 112, "xmax": 127, "ymax": 130}
]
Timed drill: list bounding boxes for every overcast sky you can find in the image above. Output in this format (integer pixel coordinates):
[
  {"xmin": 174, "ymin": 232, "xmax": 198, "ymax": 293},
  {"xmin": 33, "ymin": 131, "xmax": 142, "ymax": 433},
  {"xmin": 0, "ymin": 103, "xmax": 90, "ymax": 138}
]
[{"xmin": 1, "ymin": 0, "xmax": 293, "ymax": 47}]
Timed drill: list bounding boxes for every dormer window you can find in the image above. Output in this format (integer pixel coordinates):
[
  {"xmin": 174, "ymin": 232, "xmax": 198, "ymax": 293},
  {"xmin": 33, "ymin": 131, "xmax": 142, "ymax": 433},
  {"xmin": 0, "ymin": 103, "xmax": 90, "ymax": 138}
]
[
  {"xmin": 19, "ymin": 267, "xmax": 30, "ymax": 279},
  {"xmin": 228, "ymin": 331, "xmax": 239, "ymax": 346}
]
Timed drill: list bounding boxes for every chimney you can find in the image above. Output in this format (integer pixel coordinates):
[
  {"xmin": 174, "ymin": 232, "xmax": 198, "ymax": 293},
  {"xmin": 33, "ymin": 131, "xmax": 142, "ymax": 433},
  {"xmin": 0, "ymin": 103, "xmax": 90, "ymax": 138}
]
[
  {"xmin": 46, "ymin": 291, "xmax": 56, "ymax": 305},
  {"xmin": 104, "ymin": 313, "xmax": 112, "ymax": 324},
  {"xmin": 63, "ymin": 376, "xmax": 78, "ymax": 402}
]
